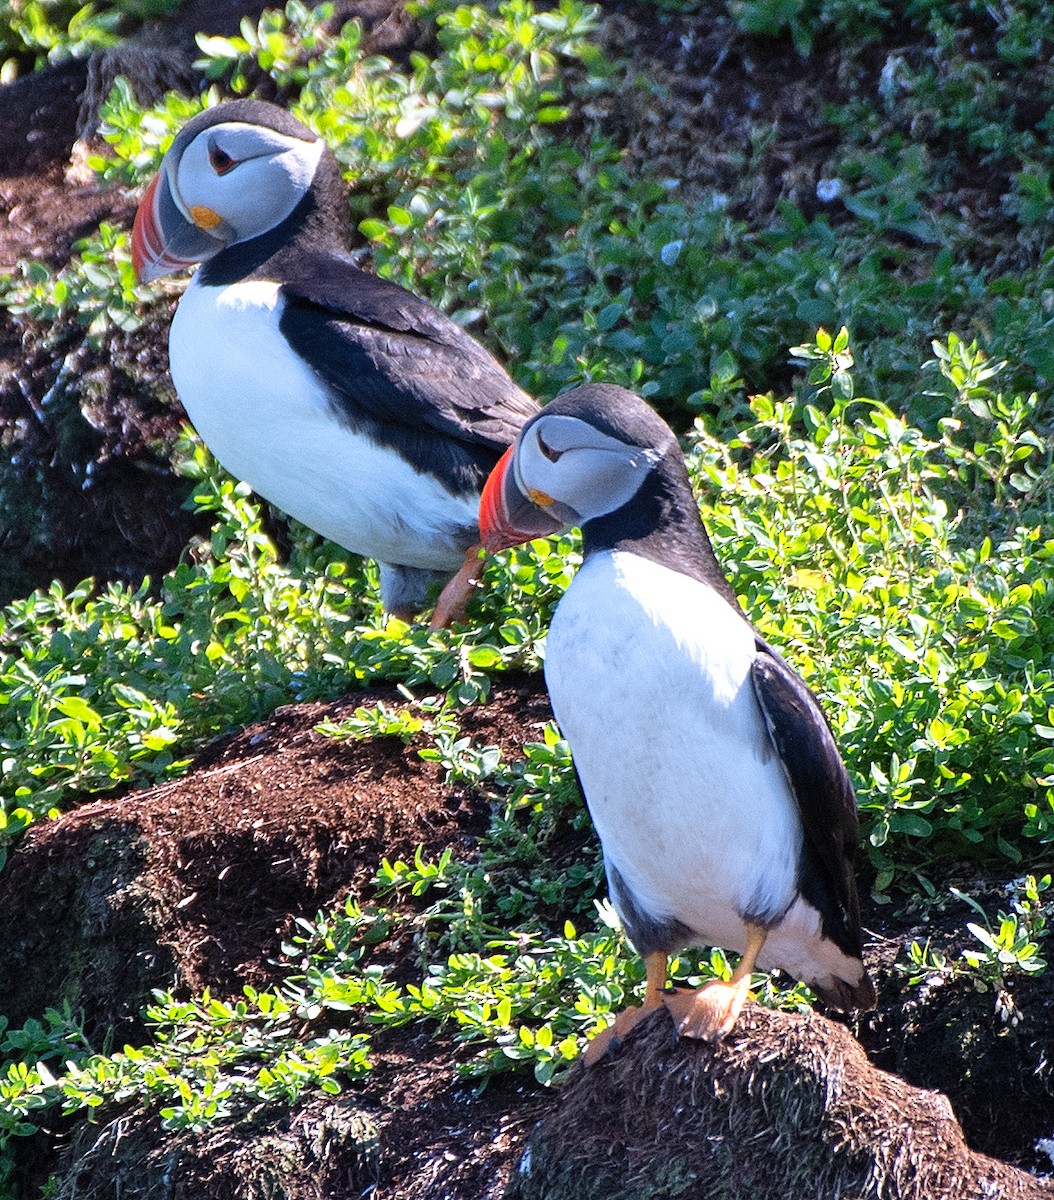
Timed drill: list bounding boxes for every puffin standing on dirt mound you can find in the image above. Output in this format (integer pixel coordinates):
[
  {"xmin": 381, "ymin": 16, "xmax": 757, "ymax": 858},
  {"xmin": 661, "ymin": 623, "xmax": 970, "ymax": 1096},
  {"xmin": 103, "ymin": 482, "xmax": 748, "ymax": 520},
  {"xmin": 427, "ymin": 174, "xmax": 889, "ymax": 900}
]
[
  {"xmin": 131, "ymin": 99, "xmax": 538, "ymax": 625},
  {"xmin": 479, "ymin": 383, "xmax": 876, "ymax": 1064}
]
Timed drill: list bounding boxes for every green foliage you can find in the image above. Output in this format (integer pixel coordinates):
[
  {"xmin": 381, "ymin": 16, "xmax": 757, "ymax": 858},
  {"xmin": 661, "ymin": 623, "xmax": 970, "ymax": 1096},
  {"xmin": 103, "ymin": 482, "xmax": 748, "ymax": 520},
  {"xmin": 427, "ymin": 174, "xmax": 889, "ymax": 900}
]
[
  {"xmin": 689, "ymin": 329, "xmax": 1054, "ymax": 885},
  {"xmin": 194, "ymin": 0, "xmax": 345, "ymax": 94},
  {"xmin": 0, "ymin": 0, "xmax": 180, "ymax": 74},
  {"xmin": 0, "ymin": 222, "xmax": 145, "ymax": 338},
  {"xmin": 387, "ymin": 721, "xmax": 602, "ymax": 951},
  {"xmin": 902, "ymin": 875, "xmax": 1050, "ymax": 1022},
  {"xmin": 376, "ymin": 844, "xmax": 455, "ymax": 896},
  {"xmin": 317, "ymin": 697, "xmax": 428, "ymax": 744},
  {"xmin": 725, "ymin": 0, "xmax": 1054, "ymax": 61},
  {"xmin": 11, "ymin": 0, "xmax": 1054, "ymax": 422},
  {"xmin": 790, "ymin": 323, "xmax": 855, "ymax": 400},
  {"xmin": 955, "ymin": 877, "xmax": 1048, "ymax": 983},
  {"xmin": 289, "ymin": 900, "xmax": 629, "ymax": 1085},
  {"xmin": 929, "ymin": 334, "xmax": 1049, "ymax": 512},
  {"xmin": 88, "ymin": 78, "xmax": 207, "ymax": 186},
  {"xmin": 0, "ymin": 987, "xmax": 370, "ymax": 1148},
  {"xmin": 0, "ymin": 437, "xmax": 559, "ymax": 849}
]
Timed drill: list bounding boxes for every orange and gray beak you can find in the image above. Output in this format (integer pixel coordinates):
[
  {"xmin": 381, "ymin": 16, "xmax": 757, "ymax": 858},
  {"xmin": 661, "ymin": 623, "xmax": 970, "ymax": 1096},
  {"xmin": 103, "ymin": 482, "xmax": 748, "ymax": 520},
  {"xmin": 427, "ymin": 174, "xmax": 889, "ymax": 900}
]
[
  {"xmin": 131, "ymin": 169, "xmax": 230, "ymax": 283},
  {"xmin": 479, "ymin": 445, "xmax": 568, "ymax": 552}
]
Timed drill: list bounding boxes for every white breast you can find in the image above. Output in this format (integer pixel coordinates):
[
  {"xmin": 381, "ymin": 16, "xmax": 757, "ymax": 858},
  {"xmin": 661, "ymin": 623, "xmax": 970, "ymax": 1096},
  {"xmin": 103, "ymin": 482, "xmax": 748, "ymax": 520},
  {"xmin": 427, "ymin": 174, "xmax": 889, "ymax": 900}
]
[
  {"xmin": 544, "ymin": 550, "xmax": 804, "ymax": 958},
  {"xmin": 169, "ymin": 278, "xmax": 478, "ymax": 572}
]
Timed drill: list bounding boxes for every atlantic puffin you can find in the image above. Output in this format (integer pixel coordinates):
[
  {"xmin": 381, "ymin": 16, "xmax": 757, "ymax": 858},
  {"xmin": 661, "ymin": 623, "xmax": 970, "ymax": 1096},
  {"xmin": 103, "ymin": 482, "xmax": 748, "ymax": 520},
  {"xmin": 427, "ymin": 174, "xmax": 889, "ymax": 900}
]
[
  {"xmin": 479, "ymin": 383, "xmax": 875, "ymax": 1064},
  {"xmin": 131, "ymin": 99, "xmax": 538, "ymax": 624}
]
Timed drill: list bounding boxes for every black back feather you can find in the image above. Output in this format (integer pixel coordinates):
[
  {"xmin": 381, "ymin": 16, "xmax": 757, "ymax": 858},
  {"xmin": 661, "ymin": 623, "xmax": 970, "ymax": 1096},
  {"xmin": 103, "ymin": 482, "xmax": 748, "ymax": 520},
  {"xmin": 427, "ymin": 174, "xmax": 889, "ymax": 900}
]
[
  {"xmin": 750, "ymin": 642, "xmax": 874, "ymax": 1006},
  {"xmin": 193, "ymin": 118, "xmax": 537, "ymax": 494}
]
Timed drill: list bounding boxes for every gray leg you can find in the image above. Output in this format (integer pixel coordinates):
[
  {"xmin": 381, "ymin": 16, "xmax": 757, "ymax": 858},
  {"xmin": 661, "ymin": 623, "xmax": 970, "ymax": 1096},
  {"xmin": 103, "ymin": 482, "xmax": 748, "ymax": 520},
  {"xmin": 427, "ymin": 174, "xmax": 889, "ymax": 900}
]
[{"xmin": 378, "ymin": 563, "xmax": 444, "ymax": 620}]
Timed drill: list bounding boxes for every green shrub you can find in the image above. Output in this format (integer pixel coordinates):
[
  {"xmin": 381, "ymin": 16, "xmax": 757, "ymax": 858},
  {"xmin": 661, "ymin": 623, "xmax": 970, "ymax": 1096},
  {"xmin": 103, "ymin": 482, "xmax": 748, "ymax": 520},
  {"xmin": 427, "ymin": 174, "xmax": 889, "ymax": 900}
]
[
  {"xmin": 0, "ymin": 437, "xmax": 565, "ymax": 856},
  {"xmin": 9, "ymin": 0, "xmax": 1054, "ymax": 430},
  {"xmin": 0, "ymin": 988, "xmax": 370, "ymax": 1148},
  {"xmin": 689, "ymin": 329, "xmax": 1054, "ymax": 887},
  {"xmin": 0, "ymin": 0, "xmax": 181, "ymax": 75}
]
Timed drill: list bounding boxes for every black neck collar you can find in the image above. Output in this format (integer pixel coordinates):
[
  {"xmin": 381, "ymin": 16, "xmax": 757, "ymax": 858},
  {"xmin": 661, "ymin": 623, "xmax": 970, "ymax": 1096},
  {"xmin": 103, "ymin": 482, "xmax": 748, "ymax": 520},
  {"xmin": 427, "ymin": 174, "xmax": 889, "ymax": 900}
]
[
  {"xmin": 197, "ymin": 150, "xmax": 350, "ymax": 288},
  {"xmin": 581, "ymin": 452, "xmax": 740, "ymax": 607}
]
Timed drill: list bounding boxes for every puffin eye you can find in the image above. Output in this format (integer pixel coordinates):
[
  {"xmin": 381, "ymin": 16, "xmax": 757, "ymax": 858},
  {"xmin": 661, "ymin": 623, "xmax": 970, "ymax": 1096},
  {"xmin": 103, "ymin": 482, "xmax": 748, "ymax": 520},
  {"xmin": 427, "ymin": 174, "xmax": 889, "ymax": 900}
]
[
  {"xmin": 208, "ymin": 142, "xmax": 237, "ymax": 176},
  {"xmin": 537, "ymin": 431, "xmax": 564, "ymax": 463}
]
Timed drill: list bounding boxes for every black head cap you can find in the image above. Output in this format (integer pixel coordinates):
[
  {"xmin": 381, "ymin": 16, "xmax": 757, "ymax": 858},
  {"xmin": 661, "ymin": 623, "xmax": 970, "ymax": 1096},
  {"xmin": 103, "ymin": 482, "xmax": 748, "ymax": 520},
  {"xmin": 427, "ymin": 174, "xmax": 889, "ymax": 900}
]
[
  {"xmin": 538, "ymin": 383, "xmax": 681, "ymax": 459},
  {"xmin": 172, "ymin": 99, "xmax": 319, "ymax": 150}
]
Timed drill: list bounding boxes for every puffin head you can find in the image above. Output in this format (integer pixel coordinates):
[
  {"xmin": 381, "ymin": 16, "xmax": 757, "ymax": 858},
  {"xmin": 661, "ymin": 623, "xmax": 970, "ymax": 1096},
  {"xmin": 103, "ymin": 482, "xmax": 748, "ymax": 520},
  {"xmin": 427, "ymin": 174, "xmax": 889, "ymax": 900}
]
[
  {"xmin": 131, "ymin": 99, "xmax": 327, "ymax": 283},
  {"xmin": 479, "ymin": 383, "xmax": 673, "ymax": 552}
]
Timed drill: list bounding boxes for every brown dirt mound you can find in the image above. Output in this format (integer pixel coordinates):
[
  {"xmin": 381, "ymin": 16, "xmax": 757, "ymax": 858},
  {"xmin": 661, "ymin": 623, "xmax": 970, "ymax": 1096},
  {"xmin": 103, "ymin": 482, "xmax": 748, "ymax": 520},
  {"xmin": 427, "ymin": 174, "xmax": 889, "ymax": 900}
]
[
  {"xmin": 0, "ymin": 673, "xmax": 552, "ymax": 1045},
  {"xmin": 511, "ymin": 1003, "xmax": 1054, "ymax": 1200},
  {"xmin": 52, "ymin": 1097, "xmax": 381, "ymax": 1200},
  {"xmin": 860, "ymin": 894, "xmax": 1054, "ymax": 1167},
  {"xmin": 46, "ymin": 1044, "xmax": 549, "ymax": 1200},
  {"xmin": 5, "ymin": 673, "xmax": 1054, "ymax": 1196},
  {"xmin": 2, "ymin": 673, "xmax": 556, "ymax": 1199}
]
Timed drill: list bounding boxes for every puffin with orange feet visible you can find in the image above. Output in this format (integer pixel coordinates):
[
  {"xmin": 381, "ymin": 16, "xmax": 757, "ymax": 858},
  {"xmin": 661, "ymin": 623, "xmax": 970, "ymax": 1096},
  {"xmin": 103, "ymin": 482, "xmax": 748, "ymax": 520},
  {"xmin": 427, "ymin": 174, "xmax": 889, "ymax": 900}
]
[
  {"xmin": 479, "ymin": 383, "xmax": 875, "ymax": 1064},
  {"xmin": 132, "ymin": 99, "xmax": 537, "ymax": 625}
]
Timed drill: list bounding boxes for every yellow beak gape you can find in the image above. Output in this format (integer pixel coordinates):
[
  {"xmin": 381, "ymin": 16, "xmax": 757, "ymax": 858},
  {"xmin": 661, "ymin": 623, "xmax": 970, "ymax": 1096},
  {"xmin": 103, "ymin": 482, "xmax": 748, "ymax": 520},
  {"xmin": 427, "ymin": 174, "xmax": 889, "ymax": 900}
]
[
  {"xmin": 190, "ymin": 205, "xmax": 222, "ymax": 230},
  {"xmin": 528, "ymin": 488, "xmax": 555, "ymax": 507}
]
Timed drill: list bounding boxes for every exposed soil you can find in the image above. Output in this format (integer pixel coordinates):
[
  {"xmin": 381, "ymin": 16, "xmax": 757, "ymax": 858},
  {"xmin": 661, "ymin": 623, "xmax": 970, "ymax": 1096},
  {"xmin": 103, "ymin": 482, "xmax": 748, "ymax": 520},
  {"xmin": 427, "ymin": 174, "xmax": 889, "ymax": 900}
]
[
  {"xmin": 0, "ymin": 672, "xmax": 553, "ymax": 1041},
  {"xmin": 512, "ymin": 1004, "xmax": 1054, "ymax": 1200},
  {"xmin": 2, "ymin": 1, "xmax": 1054, "ymax": 1197},
  {"xmin": 1, "ymin": 674, "xmax": 556, "ymax": 1199},
  {"xmin": 4, "ymin": 675, "xmax": 1054, "ymax": 1196}
]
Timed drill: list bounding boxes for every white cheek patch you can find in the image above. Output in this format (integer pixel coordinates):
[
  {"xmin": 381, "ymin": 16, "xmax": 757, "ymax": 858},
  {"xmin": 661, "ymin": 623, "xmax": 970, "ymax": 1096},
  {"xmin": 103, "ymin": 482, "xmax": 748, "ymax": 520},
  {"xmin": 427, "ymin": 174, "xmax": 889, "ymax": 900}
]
[
  {"xmin": 560, "ymin": 447, "xmax": 643, "ymax": 518},
  {"xmin": 515, "ymin": 416, "xmax": 659, "ymax": 524},
  {"xmin": 175, "ymin": 124, "xmax": 325, "ymax": 243}
]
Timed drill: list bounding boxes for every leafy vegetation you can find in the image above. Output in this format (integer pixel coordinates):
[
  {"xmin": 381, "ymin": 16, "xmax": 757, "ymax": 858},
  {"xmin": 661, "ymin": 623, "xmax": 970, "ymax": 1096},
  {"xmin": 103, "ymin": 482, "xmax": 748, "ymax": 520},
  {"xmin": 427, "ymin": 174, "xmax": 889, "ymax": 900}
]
[
  {"xmin": 0, "ymin": 987, "xmax": 369, "ymax": 1146},
  {"xmin": 2, "ymin": 0, "xmax": 1054, "ymax": 1189},
  {"xmin": 691, "ymin": 329, "xmax": 1054, "ymax": 885},
  {"xmin": 902, "ymin": 874, "xmax": 1051, "ymax": 1023},
  {"xmin": 10, "ymin": 0, "xmax": 1054, "ymax": 418},
  {"xmin": 0, "ymin": 0, "xmax": 180, "ymax": 78},
  {"xmin": 0, "ymin": 435, "xmax": 570, "ymax": 859},
  {"xmin": 2, "ymin": 221, "xmax": 147, "ymax": 337}
]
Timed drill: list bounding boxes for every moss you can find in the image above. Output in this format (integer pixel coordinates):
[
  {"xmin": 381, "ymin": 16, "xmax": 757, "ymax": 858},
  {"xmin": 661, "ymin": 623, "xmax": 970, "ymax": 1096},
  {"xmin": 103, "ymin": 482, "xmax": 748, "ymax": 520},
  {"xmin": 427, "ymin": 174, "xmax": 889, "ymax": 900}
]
[{"xmin": 51, "ymin": 1098, "xmax": 380, "ymax": 1199}]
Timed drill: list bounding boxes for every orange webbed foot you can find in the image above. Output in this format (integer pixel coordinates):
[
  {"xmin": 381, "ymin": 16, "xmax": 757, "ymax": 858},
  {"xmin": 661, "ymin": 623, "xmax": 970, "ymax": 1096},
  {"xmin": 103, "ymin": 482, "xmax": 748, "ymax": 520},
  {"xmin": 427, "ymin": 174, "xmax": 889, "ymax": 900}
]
[
  {"xmin": 582, "ymin": 1003, "xmax": 659, "ymax": 1067},
  {"xmin": 662, "ymin": 923, "xmax": 768, "ymax": 1043},
  {"xmin": 661, "ymin": 976, "xmax": 752, "ymax": 1043},
  {"xmin": 582, "ymin": 950, "xmax": 670, "ymax": 1067}
]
